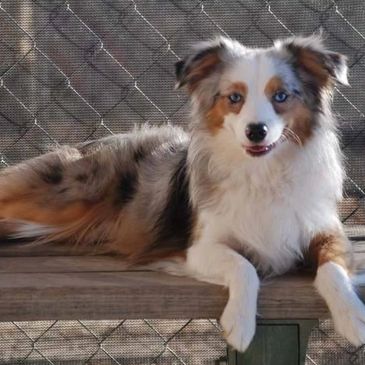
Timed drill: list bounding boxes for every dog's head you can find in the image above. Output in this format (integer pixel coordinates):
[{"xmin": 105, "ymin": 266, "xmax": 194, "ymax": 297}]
[{"xmin": 176, "ymin": 35, "xmax": 348, "ymax": 158}]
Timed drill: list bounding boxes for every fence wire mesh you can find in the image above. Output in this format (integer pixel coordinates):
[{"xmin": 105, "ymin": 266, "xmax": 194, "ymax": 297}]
[
  {"xmin": 0, "ymin": 0, "xmax": 365, "ymax": 364},
  {"xmin": 0, "ymin": 319, "xmax": 226, "ymax": 364}
]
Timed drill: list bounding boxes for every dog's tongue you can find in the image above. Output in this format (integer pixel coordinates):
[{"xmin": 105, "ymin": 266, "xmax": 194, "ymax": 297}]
[{"xmin": 247, "ymin": 145, "xmax": 269, "ymax": 153}]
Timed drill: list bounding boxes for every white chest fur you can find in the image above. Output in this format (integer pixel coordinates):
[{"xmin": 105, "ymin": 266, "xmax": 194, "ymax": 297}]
[{"xmin": 195, "ymin": 130, "xmax": 344, "ymax": 275}]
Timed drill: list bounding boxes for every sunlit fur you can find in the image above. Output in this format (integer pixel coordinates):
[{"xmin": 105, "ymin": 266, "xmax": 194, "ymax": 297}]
[{"xmin": 1, "ymin": 35, "xmax": 364, "ymax": 352}]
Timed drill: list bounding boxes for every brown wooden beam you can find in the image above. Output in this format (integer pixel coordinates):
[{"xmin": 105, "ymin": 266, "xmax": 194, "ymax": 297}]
[{"xmin": 0, "ymin": 256, "xmax": 362, "ymax": 321}]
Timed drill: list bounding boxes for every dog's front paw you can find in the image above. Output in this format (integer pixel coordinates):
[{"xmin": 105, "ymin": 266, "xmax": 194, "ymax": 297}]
[
  {"xmin": 220, "ymin": 298, "xmax": 256, "ymax": 352},
  {"xmin": 331, "ymin": 292, "xmax": 365, "ymax": 346}
]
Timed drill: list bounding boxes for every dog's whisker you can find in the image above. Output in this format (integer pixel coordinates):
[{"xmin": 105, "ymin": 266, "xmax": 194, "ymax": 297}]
[{"xmin": 283, "ymin": 127, "xmax": 302, "ymax": 147}]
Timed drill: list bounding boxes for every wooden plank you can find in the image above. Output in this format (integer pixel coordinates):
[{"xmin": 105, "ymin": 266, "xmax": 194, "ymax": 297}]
[
  {"xmin": 0, "ymin": 234, "xmax": 362, "ymax": 321},
  {"xmin": 259, "ymin": 274, "xmax": 335, "ymax": 319},
  {"xmin": 0, "ymin": 258, "xmax": 362, "ymax": 321},
  {"xmin": 0, "ymin": 270, "xmax": 227, "ymax": 321},
  {"xmin": 0, "ymin": 256, "xmax": 131, "ymax": 273}
]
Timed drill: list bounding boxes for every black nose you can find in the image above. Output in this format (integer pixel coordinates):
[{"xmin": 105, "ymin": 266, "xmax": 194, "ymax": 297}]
[{"xmin": 245, "ymin": 123, "xmax": 268, "ymax": 143}]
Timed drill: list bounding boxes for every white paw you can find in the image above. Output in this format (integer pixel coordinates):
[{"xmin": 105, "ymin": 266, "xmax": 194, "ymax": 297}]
[
  {"xmin": 315, "ymin": 262, "xmax": 365, "ymax": 347},
  {"xmin": 220, "ymin": 298, "xmax": 256, "ymax": 352},
  {"xmin": 331, "ymin": 293, "xmax": 365, "ymax": 346}
]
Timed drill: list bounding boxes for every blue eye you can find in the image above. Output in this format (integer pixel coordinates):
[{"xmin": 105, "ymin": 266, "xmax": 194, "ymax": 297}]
[
  {"xmin": 273, "ymin": 91, "xmax": 289, "ymax": 103},
  {"xmin": 228, "ymin": 93, "xmax": 242, "ymax": 103}
]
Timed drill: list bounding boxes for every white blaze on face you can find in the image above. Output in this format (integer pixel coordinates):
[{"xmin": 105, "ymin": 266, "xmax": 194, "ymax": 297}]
[{"xmin": 221, "ymin": 52, "xmax": 286, "ymax": 147}]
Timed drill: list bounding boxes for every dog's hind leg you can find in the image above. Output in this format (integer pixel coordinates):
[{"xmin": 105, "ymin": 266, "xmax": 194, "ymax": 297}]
[{"xmin": 0, "ymin": 145, "xmax": 113, "ymax": 241}]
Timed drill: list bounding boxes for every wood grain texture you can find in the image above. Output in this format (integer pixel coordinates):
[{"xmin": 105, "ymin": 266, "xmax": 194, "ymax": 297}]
[
  {"xmin": 0, "ymin": 256, "xmax": 363, "ymax": 321},
  {"xmin": 0, "ymin": 269, "xmax": 227, "ymax": 321},
  {"xmin": 0, "ymin": 237, "xmax": 363, "ymax": 321}
]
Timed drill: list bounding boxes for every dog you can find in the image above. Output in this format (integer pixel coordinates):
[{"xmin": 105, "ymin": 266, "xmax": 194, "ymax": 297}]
[{"xmin": 0, "ymin": 34, "xmax": 364, "ymax": 352}]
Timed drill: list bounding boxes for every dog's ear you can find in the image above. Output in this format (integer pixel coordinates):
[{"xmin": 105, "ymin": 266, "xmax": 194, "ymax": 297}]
[
  {"xmin": 175, "ymin": 39, "xmax": 227, "ymax": 92},
  {"xmin": 276, "ymin": 34, "xmax": 348, "ymax": 89}
]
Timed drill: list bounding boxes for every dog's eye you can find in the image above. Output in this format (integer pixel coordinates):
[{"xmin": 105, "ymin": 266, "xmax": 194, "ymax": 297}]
[
  {"xmin": 273, "ymin": 91, "xmax": 289, "ymax": 103},
  {"xmin": 228, "ymin": 93, "xmax": 242, "ymax": 104}
]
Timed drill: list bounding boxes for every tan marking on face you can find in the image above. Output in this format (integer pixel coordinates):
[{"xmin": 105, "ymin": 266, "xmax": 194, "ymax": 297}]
[
  {"xmin": 206, "ymin": 82, "xmax": 247, "ymax": 134},
  {"xmin": 264, "ymin": 76, "xmax": 315, "ymax": 145},
  {"xmin": 264, "ymin": 76, "xmax": 283, "ymax": 98},
  {"xmin": 284, "ymin": 100, "xmax": 314, "ymax": 145},
  {"xmin": 308, "ymin": 232, "xmax": 352, "ymax": 270}
]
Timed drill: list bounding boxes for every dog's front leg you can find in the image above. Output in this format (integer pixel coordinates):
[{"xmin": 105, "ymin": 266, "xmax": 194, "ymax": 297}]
[
  {"xmin": 186, "ymin": 236, "xmax": 259, "ymax": 352},
  {"xmin": 311, "ymin": 231, "xmax": 365, "ymax": 345}
]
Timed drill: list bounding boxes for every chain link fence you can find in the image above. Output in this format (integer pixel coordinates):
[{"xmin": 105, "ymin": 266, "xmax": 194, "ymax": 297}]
[
  {"xmin": 0, "ymin": 0, "xmax": 365, "ymax": 363},
  {"xmin": 0, "ymin": 319, "xmax": 226, "ymax": 364}
]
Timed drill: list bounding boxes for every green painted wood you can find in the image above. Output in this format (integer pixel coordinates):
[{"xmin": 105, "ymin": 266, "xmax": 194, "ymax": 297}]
[
  {"xmin": 298, "ymin": 320, "xmax": 318, "ymax": 365},
  {"xmin": 238, "ymin": 323, "xmax": 298, "ymax": 364},
  {"xmin": 227, "ymin": 319, "xmax": 317, "ymax": 365},
  {"xmin": 227, "ymin": 347, "xmax": 237, "ymax": 365}
]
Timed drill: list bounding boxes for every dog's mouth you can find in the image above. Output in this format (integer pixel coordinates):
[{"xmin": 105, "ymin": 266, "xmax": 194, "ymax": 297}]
[{"xmin": 243, "ymin": 141, "xmax": 280, "ymax": 157}]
